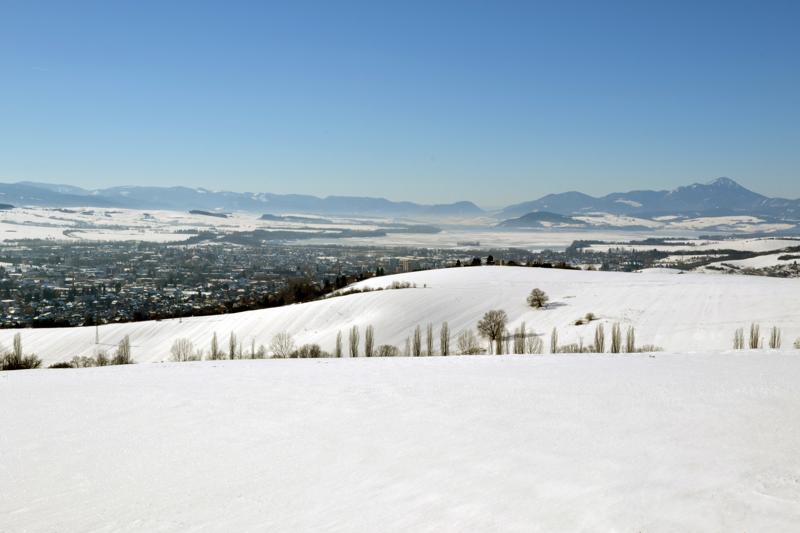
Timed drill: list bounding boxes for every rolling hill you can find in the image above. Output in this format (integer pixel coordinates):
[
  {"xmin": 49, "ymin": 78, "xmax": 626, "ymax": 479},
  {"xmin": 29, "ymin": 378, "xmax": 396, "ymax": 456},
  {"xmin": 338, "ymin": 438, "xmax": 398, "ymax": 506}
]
[{"xmin": 3, "ymin": 266, "xmax": 799, "ymax": 365}]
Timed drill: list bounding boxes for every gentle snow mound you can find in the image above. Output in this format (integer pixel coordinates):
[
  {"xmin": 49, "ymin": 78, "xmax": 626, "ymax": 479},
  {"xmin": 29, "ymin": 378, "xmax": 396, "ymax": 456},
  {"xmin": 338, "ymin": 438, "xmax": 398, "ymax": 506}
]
[{"xmin": 2, "ymin": 354, "xmax": 799, "ymax": 531}]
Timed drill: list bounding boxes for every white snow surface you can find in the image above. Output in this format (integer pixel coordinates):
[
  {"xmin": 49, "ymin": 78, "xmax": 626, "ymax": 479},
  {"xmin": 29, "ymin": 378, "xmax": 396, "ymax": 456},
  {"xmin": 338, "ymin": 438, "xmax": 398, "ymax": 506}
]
[
  {"xmin": 2, "ymin": 354, "xmax": 800, "ymax": 531},
  {"xmin": 3, "ymin": 266, "xmax": 800, "ymax": 365}
]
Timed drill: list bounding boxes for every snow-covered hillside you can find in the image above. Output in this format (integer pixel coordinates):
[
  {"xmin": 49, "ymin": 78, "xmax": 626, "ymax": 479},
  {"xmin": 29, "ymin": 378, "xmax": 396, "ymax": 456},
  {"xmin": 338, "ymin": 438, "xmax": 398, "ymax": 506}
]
[
  {"xmin": 2, "ymin": 354, "xmax": 800, "ymax": 531},
  {"xmin": 2, "ymin": 266, "xmax": 800, "ymax": 365}
]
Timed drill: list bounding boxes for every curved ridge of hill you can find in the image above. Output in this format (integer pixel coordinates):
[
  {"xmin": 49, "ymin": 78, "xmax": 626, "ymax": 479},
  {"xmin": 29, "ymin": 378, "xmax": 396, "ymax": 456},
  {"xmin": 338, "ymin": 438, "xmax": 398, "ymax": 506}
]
[
  {"xmin": 3, "ymin": 266, "xmax": 799, "ymax": 365},
  {"xmin": 497, "ymin": 211, "xmax": 588, "ymax": 228}
]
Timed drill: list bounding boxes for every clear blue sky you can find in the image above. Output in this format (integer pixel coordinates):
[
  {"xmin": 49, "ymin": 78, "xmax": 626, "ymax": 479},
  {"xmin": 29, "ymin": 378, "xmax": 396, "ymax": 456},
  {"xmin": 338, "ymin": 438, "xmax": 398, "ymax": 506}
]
[{"xmin": 1, "ymin": 1, "xmax": 798, "ymax": 206}]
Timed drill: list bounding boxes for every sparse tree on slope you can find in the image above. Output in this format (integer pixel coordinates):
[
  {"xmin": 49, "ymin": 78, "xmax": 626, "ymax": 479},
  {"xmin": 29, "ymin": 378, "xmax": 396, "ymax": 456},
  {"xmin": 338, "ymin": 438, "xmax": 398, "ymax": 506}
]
[
  {"xmin": 527, "ymin": 288, "xmax": 549, "ymax": 309},
  {"xmin": 426, "ymin": 324, "xmax": 434, "ymax": 356}
]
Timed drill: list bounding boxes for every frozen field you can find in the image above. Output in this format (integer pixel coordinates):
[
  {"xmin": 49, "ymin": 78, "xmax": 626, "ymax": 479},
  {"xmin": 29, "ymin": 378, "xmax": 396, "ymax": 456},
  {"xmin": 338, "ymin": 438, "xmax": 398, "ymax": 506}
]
[
  {"xmin": 2, "ymin": 354, "xmax": 799, "ymax": 532},
  {"xmin": 3, "ymin": 266, "xmax": 800, "ymax": 365}
]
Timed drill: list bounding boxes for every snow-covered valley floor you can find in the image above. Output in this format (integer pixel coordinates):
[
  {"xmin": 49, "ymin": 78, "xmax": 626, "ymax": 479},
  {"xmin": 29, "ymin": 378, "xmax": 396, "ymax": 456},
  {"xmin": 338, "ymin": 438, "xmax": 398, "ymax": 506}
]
[{"xmin": 2, "ymin": 354, "xmax": 800, "ymax": 532}]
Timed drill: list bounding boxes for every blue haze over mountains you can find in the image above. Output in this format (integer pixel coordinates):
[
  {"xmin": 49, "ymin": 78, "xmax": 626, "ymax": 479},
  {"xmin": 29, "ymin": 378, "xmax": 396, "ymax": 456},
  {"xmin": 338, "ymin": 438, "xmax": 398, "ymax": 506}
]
[{"xmin": 1, "ymin": 178, "xmax": 799, "ymax": 220}]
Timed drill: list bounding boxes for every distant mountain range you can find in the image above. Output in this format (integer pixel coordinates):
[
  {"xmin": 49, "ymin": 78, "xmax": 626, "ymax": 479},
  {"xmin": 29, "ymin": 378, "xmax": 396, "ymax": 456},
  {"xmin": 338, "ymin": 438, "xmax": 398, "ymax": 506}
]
[
  {"xmin": 1, "ymin": 177, "xmax": 798, "ymax": 221},
  {"xmin": 0, "ymin": 182, "xmax": 484, "ymax": 217},
  {"xmin": 499, "ymin": 178, "xmax": 800, "ymax": 220}
]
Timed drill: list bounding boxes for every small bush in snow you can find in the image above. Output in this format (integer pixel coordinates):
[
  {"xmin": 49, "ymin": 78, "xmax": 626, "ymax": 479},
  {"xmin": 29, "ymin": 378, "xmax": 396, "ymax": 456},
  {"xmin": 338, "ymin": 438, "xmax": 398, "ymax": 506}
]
[
  {"xmin": 1, "ymin": 334, "xmax": 42, "ymax": 371},
  {"xmin": 96, "ymin": 350, "xmax": 109, "ymax": 366},
  {"xmin": 794, "ymin": 338, "xmax": 800, "ymax": 350},
  {"xmin": 456, "ymin": 330, "xmax": 482, "ymax": 355},
  {"xmin": 634, "ymin": 345, "xmax": 663, "ymax": 353},
  {"xmin": 376, "ymin": 344, "xmax": 400, "ymax": 357},
  {"xmin": 49, "ymin": 361, "xmax": 74, "ymax": 369},
  {"xmin": 292, "ymin": 344, "xmax": 324, "ymax": 358},
  {"xmin": 527, "ymin": 288, "xmax": 549, "ymax": 309}
]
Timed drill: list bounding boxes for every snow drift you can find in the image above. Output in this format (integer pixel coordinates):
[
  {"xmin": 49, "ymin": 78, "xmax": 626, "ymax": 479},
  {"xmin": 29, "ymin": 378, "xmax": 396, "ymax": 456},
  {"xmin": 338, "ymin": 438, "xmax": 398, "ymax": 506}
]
[{"xmin": 2, "ymin": 354, "xmax": 799, "ymax": 531}]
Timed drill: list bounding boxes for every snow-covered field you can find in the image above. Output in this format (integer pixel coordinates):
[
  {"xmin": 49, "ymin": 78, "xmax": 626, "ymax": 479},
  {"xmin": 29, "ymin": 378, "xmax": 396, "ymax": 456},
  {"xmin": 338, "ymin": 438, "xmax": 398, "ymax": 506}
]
[
  {"xmin": 3, "ymin": 266, "xmax": 800, "ymax": 365},
  {"xmin": 2, "ymin": 354, "xmax": 800, "ymax": 532},
  {"xmin": 585, "ymin": 237, "xmax": 800, "ymax": 253}
]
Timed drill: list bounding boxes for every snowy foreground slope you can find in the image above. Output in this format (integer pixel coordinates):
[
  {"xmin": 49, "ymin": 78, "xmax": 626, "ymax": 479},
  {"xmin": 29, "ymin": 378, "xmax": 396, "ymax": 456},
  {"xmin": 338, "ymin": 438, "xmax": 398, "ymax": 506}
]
[
  {"xmin": 3, "ymin": 266, "xmax": 800, "ymax": 365},
  {"xmin": 2, "ymin": 355, "xmax": 800, "ymax": 532}
]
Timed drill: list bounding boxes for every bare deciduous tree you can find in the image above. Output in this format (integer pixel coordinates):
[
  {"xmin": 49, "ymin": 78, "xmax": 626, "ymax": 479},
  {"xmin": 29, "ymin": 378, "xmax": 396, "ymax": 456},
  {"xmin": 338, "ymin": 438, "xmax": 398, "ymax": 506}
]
[
  {"xmin": 376, "ymin": 344, "xmax": 399, "ymax": 357},
  {"xmin": 440, "ymin": 322, "xmax": 450, "ymax": 356},
  {"xmin": 593, "ymin": 323, "xmax": 605, "ymax": 353},
  {"xmin": 550, "ymin": 327, "xmax": 559, "ymax": 354},
  {"xmin": 625, "ymin": 326, "xmax": 636, "ymax": 353},
  {"xmin": 335, "ymin": 331, "xmax": 343, "ymax": 358},
  {"xmin": 412, "ymin": 325, "xmax": 422, "ymax": 356},
  {"xmin": 365, "ymin": 325, "xmax": 375, "ymax": 357},
  {"xmin": 526, "ymin": 334, "xmax": 544, "ymax": 354},
  {"xmin": 426, "ymin": 324, "xmax": 434, "ymax": 356},
  {"xmin": 270, "ymin": 332, "xmax": 295, "ymax": 358},
  {"xmin": 769, "ymin": 326, "xmax": 782, "ymax": 349},
  {"xmin": 228, "ymin": 332, "xmax": 237, "ymax": 360},
  {"xmin": 349, "ymin": 325, "xmax": 360, "ymax": 357},
  {"xmin": 733, "ymin": 328, "xmax": 745, "ymax": 350},
  {"xmin": 170, "ymin": 338, "xmax": 195, "ymax": 362},
  {"xmin": 749, "ymin": 323, "xmax": 761, "ymax": 349},
  {"xmin": 209, "ymin": 332, "xmax": 223, "ymax": 360},
  {"xmin": 477, "ymin": 310, "xmax": 508, "ymax": 354},
  {"xmin": 113, "ymin": 335, "xmax": 133, "ymax": 365},
  {"xmin": 610, "ymin": 323, "xmax": 622, "ymax": 353}
]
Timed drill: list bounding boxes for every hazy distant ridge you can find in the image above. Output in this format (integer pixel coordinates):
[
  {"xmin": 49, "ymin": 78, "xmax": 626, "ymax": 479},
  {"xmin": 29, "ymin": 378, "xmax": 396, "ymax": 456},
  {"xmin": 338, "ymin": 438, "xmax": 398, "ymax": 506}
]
[{"xmin": 2, "ymin": 177, "xmax": 799, "ymax": 220}]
